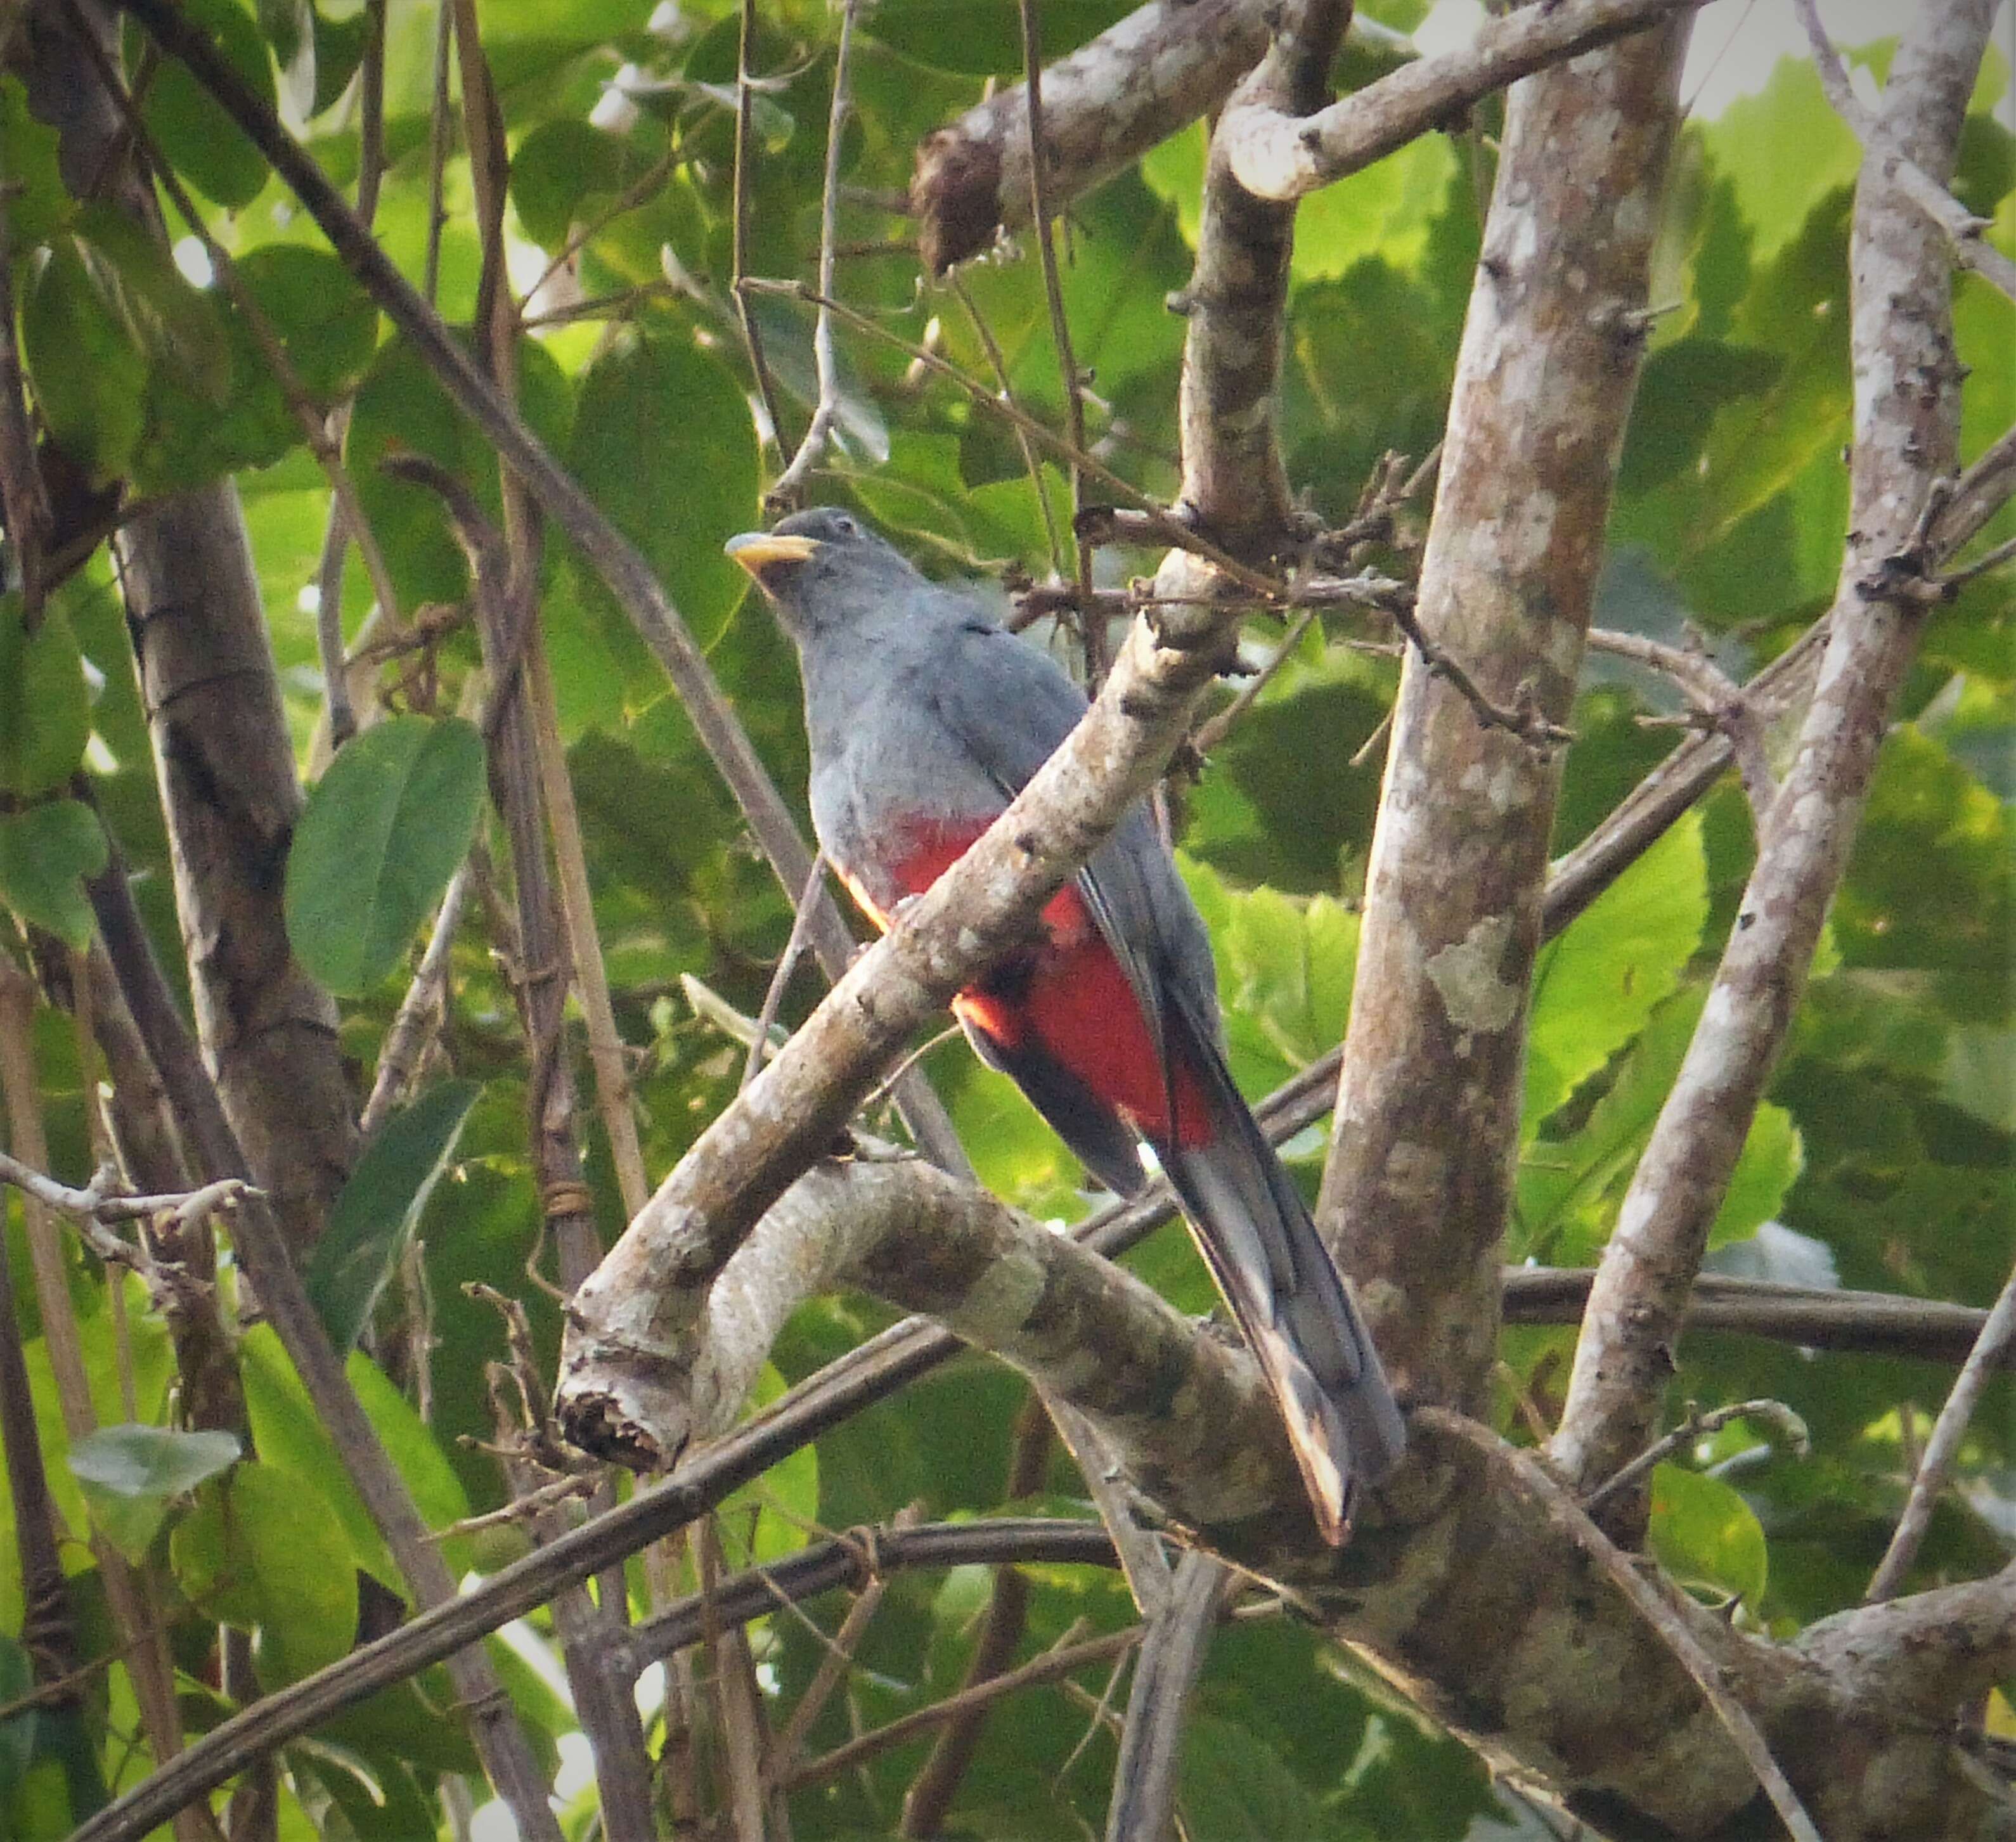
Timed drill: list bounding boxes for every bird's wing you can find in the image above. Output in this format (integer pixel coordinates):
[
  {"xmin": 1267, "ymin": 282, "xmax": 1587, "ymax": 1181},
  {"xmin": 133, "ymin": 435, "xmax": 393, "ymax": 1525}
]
[{"xmin": 927, "ymin": 619, "xmax": 1224, "ymax": 1103}]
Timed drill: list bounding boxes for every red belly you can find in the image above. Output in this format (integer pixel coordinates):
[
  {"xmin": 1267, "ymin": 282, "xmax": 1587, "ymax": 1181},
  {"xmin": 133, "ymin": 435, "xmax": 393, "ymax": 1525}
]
[{"xmin": 843, "ymin": 820, "xmax": 1211, "ymax": 1146}]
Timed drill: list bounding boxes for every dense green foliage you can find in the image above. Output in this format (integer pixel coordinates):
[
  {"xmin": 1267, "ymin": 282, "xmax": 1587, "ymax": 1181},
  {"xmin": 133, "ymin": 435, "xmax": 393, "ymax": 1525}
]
[{"xmin": 0, "ymin": 1, "xmax": 2010, "ymax": 1836}]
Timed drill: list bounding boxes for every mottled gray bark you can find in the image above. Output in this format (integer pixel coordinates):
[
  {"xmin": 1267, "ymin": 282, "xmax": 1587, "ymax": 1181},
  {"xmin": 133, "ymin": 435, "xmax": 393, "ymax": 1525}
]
[{"xmin": 1317, "ymin": 21, "xmax": 1693, "ymax": 1410}]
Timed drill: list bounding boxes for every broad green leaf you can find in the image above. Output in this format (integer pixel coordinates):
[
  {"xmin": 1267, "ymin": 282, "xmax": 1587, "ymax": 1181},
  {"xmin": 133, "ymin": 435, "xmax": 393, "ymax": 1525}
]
[
  {"xmin": 1177, "ymin": 852, "xmax": 1359, "ymax": 1096},
  {"xmin": 1526, "ymin": 812, "xmax": 1708, "ymax": 1131},
  {"xmin": 0, "ymin": 597, "xmax": 89, "ymax": 795},
  {"xmin": 141, "ymin": 0, "xmax": 275, "ymax": 209},
  {"xmin": 0, "ymin": 1633, "xmax": 35, "ymax": 1804},
  {"xmin": 307, "ymin": 1079, "xmax": 481, "ymax": 1351},
  {"xmin": 718, "ymin": 1362, "xmax": 820, "ymax": 1567},
  {"xmin": 1710, "ymin": 1102, "xmax": 1803, "ymax": 1249},
  {"xmin": 864, "ymin": 0, "xmax": 1129, "ymax": 74},
  {"xmin": 232, "ymin": 246, "xmax": 380, "ymax": 399},
  {"xmin": 171, "ymin": 1460, "xmax": 358, "ymax": 1684},
  {"xmin": 68, "ymin": 205, "xmax": 231, "ymax": 403},
  {"xmin": 241, "ymin": 1325, "xmax": 397, "ymax": 1586},
  {"xmin": 0, "ymin": 79, "xmax": 69, "ymax": 250},
  {"xmin": 21, "ymin": 240, "xmax": 147, "ymax": 484},
  {"xmin": 509, "ymin": 120, "xmax": 657, "ymax": 252},
  {"xmin": 344, "ymin": 1348, "xmax": 473, "ymax": 1576},
  {"xmin": 565, "ymin": 331, "xmax": 758, "ymax": 652},
  {"xmin": 0, "ymin": 801, "xmax": 109, "ymax": 946},
  {"xmin": 1700, "ymin": 54, "xmax": 1861, "ymax": 261},
  {"xmin": 1177, "ymin": 1713, "xmax": 1326, "ymax": 1841},
  {"xmin": 67, "ymin": 1424, "xmax": 242, "ymax": 1562},
  {"xmin": 1520, "ymin": 990, "xmax": 1814, "ymax": 1267},
  {"xmin": 240, "ymin": 1326, "xmax": 472, "ymax": 1587},
  {"xmin": 286, "ymin": 714, "xmax": 487, "ymax": 996},
  {"xmin": 1647, "ymin": 1461, "xmax": 1769, "ymax": 1611},
  {"xmin": 346, "ymin": 331, "xmax": 573, "ymax": 605}
]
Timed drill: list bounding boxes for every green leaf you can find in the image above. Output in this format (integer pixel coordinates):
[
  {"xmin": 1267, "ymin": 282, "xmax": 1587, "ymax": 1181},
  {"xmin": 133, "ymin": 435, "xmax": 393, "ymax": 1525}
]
[
  {"xmin": 307, "ymin": 1079, "xmax": 481, "ymax": 1351},
  {"xmin": 346, "ymin": 331, "xmax": 574, "ymax": 605},
  {"xmin": 0, "ymin": 1633, "xmax": 36, "ymax": 1805},
  {"xmin": 863, "ymin": 0, "xmax": 1130, "ymax": 75},
  {"xmin": 241, "ymin": 1325, "xmax": 396, "ymax": 1587},
  {"xmin": 1700, "ymin": 53, "xmax": 1861, "ymax": 261},
  {"xmin": 565, "ymin": 331, "xmax": 758, "ymax": 651},
  {"xmin": 1526, "ymin": 812, "xmax": 1708, "ymax": 1130},
  {"xmin": 509, "ymin": 120, "xmax": 656, "ymax": 252},
  {"xmin": 286, "ymin": 715, "xmax": 487, "ymax": 996},
  {"xmin": 0, "ymin": 801, "xmax": 109, "ymax": 946},
  {"xmin": 232, "ymin": 246, "xmax": 380, "ymax": 399},
  {"xmin": 239, "ymin": 1327, "xmax": 472, "ymax": 1587},
  {"xmin": 718, "ymin": 1362, "xmax": 820, "ymax": 1567},
  {"xmin": 1177, "ymin": 1713, "xmax": 1326, "ymax": 1841},
  {"xmin": 68, "ymin": 1424, "xmax": 241, "ymax": 1561},
  {"xmin": 1177, "ymin": 852, "xmax": 1359, "ymax": 1096},
  {"xmin": 344, "ymin": 1348, "xmax": 473, "ymax": 1576},
  {"xmin": 141, "ymin": 0, "xmax": 276, "ymax": 209},
  {"xmin": 21, "ymin": 239, "xmax": 148, "ymax": 485},
  {"xmin": 0, "ymin": 79, "xmax": 72, "ymax": 250},
  {"xmin": 1646, "ymin": 1461, "xmax": 1769, "ymax": 1611},
  {"xmin": 1710, "ymin": 1101, "xmax": 1803, "ymax": 1249},
  {"xmin": 171, "ymin": 1460, "xmax": 358, "ymax": 1684},
  {"xmin": 0, "ymin": 597, "xmax": 89, "ymax": 795}
]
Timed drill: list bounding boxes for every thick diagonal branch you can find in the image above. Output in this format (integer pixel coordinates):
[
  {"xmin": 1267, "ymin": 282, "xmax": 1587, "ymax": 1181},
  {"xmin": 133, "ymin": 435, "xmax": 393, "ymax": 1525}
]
[
  {"xmin": 1220, "ymin": 0, "xmax": 1709, "ymax": 203},
  {"xmin": 1551, "ymin": 0, "xmax": 1998, "ymax": 1507}
]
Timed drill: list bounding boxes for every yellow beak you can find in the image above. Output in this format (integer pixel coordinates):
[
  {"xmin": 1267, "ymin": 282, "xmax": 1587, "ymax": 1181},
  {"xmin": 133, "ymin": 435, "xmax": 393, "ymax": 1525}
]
[{"xmin": 725, "ymin": 532, "xmax": 820, "ymax": 578}]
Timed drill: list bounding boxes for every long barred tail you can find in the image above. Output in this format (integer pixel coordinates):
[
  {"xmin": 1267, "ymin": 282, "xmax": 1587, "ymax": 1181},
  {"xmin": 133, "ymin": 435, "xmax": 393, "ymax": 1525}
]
[{"xmin": 1158, "ymin": 1026, "xmax": 1405, "ymax": 1543}]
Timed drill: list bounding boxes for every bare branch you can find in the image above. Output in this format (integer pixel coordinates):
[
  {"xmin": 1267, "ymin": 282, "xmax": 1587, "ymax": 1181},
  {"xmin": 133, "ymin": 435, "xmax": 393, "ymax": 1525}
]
[
  {"xmin": 1104, "ymin": 1550, "xmax": 1234, "ymax": 1842},
  {"xmin": 1551, "ymin": 0, "xmax": 1999, "ymax": 1508},
  {"xmin": 1317, "ymin": 16, "xmax": 1693, "ymax": 1411},
  {"xmin": 1419, "ymin": 1407, "xmax": 1824, "ymax": 1842},
  {"xmin": 911, "ymin": 1, "xmax": 1416, "ymax": 273},
  {"xmin": 1794, "ymin": 0, "xmax": 2016, "ymax": 306},
  {"xmin": 1163, "ymin": 0, "xmax": 1352, "ymax": 561},
  {"xmin": 1865, "ymin": 1254, "xmax": 2016, "ymax": 1602},
  {"xmin": 1221, "ymin": 0, "xmax": 1709, "ymax": 203},
  {"xmin": 766, "ymin": 0, "xmax": 863, "ymax": 507},
  {"xmin": 1580, "ymin": 1398, "xmax": 1809, "ymax": 1516}
]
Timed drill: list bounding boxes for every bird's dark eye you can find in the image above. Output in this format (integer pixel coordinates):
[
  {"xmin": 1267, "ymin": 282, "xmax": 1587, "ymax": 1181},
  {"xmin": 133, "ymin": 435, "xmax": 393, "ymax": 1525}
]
[{"xmin": 832, "ymin": 514, "xmax": 857, "ymax": 538}]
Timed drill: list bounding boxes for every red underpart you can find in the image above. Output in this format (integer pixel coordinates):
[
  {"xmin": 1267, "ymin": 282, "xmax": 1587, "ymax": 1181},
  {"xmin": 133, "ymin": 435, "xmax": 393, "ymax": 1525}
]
[{"xmin": 842, "ymin": 821, "xmax": 1212, "ymax": 1147}]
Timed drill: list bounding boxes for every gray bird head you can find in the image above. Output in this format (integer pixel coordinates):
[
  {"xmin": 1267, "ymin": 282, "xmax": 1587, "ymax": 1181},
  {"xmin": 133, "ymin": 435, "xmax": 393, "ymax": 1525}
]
[{"xmin": 725, "ymin": 507, "xmax": 922, "ymax": 641}]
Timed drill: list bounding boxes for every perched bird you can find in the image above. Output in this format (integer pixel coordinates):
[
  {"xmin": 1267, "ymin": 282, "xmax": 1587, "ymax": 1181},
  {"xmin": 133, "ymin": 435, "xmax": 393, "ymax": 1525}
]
[{"xmin": 728, "ymin": 507, "xmax": 1404, "ymax": 1540}]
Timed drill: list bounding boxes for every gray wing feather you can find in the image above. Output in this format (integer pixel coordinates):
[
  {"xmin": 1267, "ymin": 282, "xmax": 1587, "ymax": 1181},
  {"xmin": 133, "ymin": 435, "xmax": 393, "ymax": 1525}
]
[{"xmin": 927, "ymin": 621, "xmax": 1221, "ymax": 1051}]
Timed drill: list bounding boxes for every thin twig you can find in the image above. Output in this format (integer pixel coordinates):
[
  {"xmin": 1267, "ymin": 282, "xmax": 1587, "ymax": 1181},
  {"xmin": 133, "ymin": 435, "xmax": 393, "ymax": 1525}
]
[
  {"xmin": 1581, "ymin": 1399, "xmax": 1811, "ymax": 1516},
  {"xmin": 744, "ymin": 851, "xmax": 828, "ymax": 1093},
  {"xmin": 1016, "ymin": 0, "xmax": 1101, "ymax": 675},
  {"xmin": 768, "ymin": 0, "xmax": 865, "ymax": 506},
  {"xmin": 423, "ymin": 0, "xmax": 454, "ymax": 304},
  {"xmin": 949, "ymin": 269, "xmax": 1065, "ymax": 577},
  {"xmin": 1389, "ymin": 596, "xmax": 1573, "ymax": 749},
  {"xmin": 789, "ymin": 1625, "xmax": 1140, "ymax": 1792},
  {"xmin": 742, "ymin": 279, "xmax": 1283, "ymax": 600},
  {"xmin": 360, "ymin": 861, "xmax": 472, "ymax": 1137},
  {"xmin": 1418, "ymin": 1407, "xmax": 1824, "ymax": 1842},
  {"xmin": 766, "ymin": 1505, "xmax": 922, "ymax": 1784},
  {"xmin": 1190, "ymin": 604, "xmax": 1321, "ymax": 755},
  {"xmin": 1865, "ymin": 1254, "xmax": 2016, "ymax": 1602},
  {"xmin": 732, "ymin": 0, "xmax": 790, "ymax": 456}
]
